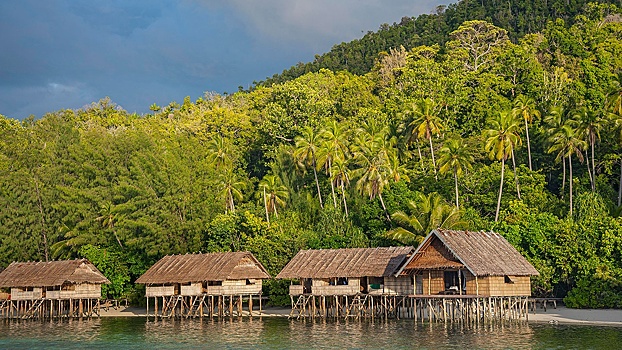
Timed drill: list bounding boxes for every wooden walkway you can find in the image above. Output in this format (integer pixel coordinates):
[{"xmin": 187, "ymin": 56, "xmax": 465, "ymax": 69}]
[{"xmin": 289, "ymin": 294, "xmax": 530, "ymax": 322}]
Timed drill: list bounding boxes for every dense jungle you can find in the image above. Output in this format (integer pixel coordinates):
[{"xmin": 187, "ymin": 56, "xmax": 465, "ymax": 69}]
[{"xmin": 1, "ymin": 0, "xmax": 622, "ymax": 308}]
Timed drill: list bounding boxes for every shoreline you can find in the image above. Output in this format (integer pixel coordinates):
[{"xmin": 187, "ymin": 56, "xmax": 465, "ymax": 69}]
[{"xmin": 98, "ymin": 305, "xmax": 622, "ymax": 326}]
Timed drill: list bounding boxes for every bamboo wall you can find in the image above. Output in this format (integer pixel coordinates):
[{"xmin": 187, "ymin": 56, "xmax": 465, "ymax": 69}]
[
  {"xmin": 383, "ymin": 276, "xmax": 413, "ymax": 295},
  {"xmin": 11, "ymin": 287, "xmax": 43, "ymax": 300},
  {"xmin": 146, "ymin": 285, "xmax": 175, "ymax": 297},
  {"xmin": 311, "ymin": 278, "xmax": 360, "ymax": 296},
  {"xmin": 421, "ymin": 271, "xmax": 445, "ymax": 295},
  {"xmin": 46, "ymin": 284, "xmax": 102, "ymax": 299},
  {"xmin": 478, "ymin": 276, "xmax": 531, "ymax": 296}
]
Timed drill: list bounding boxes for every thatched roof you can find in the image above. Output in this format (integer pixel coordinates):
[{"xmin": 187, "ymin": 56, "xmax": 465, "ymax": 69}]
[
  {"xmin": 276, "ymin": 247, "xmax": 413, "ymax": 279},
  {"xmin": 398, "ymin": 229, "xmax": 539, "ymax": 277},
  {"xmin": 0, "ymin": 259, "xmax": 110, "ymax": 287},
  {"xmin": 135, "ymin": 252, "xmax": 270, "ymax": 284}
]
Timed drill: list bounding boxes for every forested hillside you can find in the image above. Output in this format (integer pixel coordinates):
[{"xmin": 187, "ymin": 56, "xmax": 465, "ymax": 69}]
[
  {"xmin": 1, "ymin": 2, "xmax": 622, "ymax": 307},
  {"xmin": 259, "ymin": 0, "xmax": 622, "ymax": 86}
]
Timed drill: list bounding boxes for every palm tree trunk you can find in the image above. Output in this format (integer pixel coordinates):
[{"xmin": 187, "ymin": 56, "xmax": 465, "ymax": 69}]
[
  {"xmin": 329, "ymin": 165, "xmax": 337, "ymax": 208},
  {"xmin": 341, "ymin": 182, "xmax": 349, "ymax": 216},
  {"xmin": 429, "ymin": 136, "xmax": 438, "ymax": 180},
  {"xmin": 562, "ymin": 156, "xmax": 566, "ymax": 196},
  {"xmin": 590, "ymin": 137, "xmax": 596, "ymax": 192},
  {"xmin": 511, "ymin": 146, "xmax": 521, "ymax": 200},
  {"xmin": 524, "ymin": 118, "xmax": 533, "ymax": 171},
  {"xmin": 113, "ymin": 229, "xmax": 124, "ymax": 249},
  {"xmin": 495, "ymin": 157, "xmax": 505, "ymax": 222},
  {"xmin": 453, "ymin": 167, "xmax": 460, "ymax": 209},
  {"xmin": 417, "ymin": 144, "xmax": 424, "ymax": 169},
  {"xmin": 585, "ymin": 149, "xmax": 594, "ymax": 191},
  {"xmin": 311, "ymin": 156, "xmax": 324, "ymax": 208},
  {"xmin": 263, "ymin": 187, "xmax": 269, "ymax": 223},
  {"xmin": 569, "ymin": 154, "xmax": 573, "ymax": 217},
  {"xmin": 378, "ymin": 193, "xmax": 391, "ymax": 221}
]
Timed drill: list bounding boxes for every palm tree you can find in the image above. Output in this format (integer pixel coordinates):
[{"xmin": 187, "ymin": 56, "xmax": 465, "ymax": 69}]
[
  {"xmin": 547, "ymin": 124, "xmax": 587, "ymax": 216},
  {"xmin": 293, "ymin": 126, "xmax": 324, "ymax": 208},
  {"xmin": 216, "ymin": 170, "xmax": 246, "ymax": 213},
  {"xmin": 206, "ymin": 135, "xmax": 233, "ymax": 169},
  {"xmin": 384, "ymin": 192, "xmax": 464, "ymax": 245},
  {"xmin": 545, "ymin": 106, "xmax": 569, "ymax": 193},
  {"xmin": 404, "ymin": 98, "xmax": 444, "ymax": 179},
  {"xmin": 258, "ymin": 174, "xmax": 289, "ymax": 222},
  {"xmin": 96, "ymin": 201, "xmax": 124, "ymax": 248},
  {"xmin": 330, "ymin": 157, "xmax": 351, "ymax": 216},
  {"xmin": 318, "ymin": 120, "xmax": 350, "ymax": 208},
  {"xmin": 484, "ymin": 110, "xmax": 521, "ymax": 222},
  {"xmin": 573, "ymin": 106, "xmax": 603, "ymax": 191},
  {"xmin": 438, "ymin": 138, "xmax": 474, "ymax": 209},
  {"xmin": 351, "ymin": 125, "xmax": 393, "ymax": 220},
  {"xmin": 512, "ymin": 95, "xmax": 540, "ymax": 171}
]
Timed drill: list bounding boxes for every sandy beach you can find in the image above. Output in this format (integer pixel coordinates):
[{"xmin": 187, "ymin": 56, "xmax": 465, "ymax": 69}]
[{"xmin": 98, "ymin": 304, "xmax": 622, "ymax": 326}]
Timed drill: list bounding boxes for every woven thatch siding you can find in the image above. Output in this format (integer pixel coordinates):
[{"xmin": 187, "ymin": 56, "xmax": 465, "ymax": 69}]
[
  {"xmin": 136, "ymin": 252, "xmax": 270, "ymax": 285},
  {"xmin": 0, "ymin": 259, "xmax": 110, "ymax": 288},
  {"xmin": 276, "ymin": 247, "xmax": 413, "ymax": 279},
  {"xmin": 401, "ymin": 230, "xmax": 539, "ymax": 277},
  {"xmin": 383, "ymin": 276, "xmax": 412, "ymax": 295}
]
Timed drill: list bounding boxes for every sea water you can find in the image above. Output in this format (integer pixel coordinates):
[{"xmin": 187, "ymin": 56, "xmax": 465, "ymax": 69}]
[{"xmin": 0, "ymin": 317, "xmax": 621, "ymax": 349}]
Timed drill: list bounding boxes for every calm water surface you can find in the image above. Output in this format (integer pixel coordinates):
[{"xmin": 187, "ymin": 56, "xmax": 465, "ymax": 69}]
[{"xmin": 0, "ymin": 317, "xmax": 621, "ymax": 349}]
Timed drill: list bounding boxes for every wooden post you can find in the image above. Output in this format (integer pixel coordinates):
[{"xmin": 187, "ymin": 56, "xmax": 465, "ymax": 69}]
[
  {"xmin": 458, "ymin": 269, "xmax": 462, "ymax": 296},
  {"xmin": 428, "ymin": 271, "xmax": 431, "ymax": 295},
  {"xmin": 249, "ymin": 295, "xmax": 253, "ymax": 316}
]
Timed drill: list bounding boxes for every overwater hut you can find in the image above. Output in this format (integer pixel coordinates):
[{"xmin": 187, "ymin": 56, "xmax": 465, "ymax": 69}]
[
  {"xmin": 136, "ymin": 252, "xmax": 270, "ymax": 318},
  {"xmin": 277, "ymin": 247, "xmax": 414, "ymax": 296},
  {"xmin": 276, "ymin": 247, "xmax": 414, "ymax": 318},
  {"xmin": 397, "ymin": 229, "xmax": 539, "ymax": 297},
  {"xmin": 0, "ymin": 259, "xmax": 110, "ymax": 319}
]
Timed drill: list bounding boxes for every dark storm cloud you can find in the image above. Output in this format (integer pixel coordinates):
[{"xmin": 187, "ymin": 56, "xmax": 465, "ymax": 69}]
[{"xmin": 0, "ymin": 0, "xmax": 446, "ymax": 120}]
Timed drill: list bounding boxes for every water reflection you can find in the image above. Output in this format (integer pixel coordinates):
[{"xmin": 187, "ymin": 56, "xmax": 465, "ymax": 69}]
[{"xmin": 0, "ymin": 317, "xmax": 620, "ymax": 349}]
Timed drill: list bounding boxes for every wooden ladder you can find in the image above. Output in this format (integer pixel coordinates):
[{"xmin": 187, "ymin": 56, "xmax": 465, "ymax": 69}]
[
  {"xmin": 289, "ymin": 295, "xmax": 311, "ymax": 319},
  {"xmin": 345, "ymin": 294, "xmax": 369, "ymax": 318},
  {"xmin": 22, "ymin": 299, "xmax": 45, "ymax": 319},
  {"xmin": 161, "ymin": 296, "xmax": 182, "ymax": 318},
  {"xmin": 186, "ymin": 295, "xmax": 206, "ymax": 318}
]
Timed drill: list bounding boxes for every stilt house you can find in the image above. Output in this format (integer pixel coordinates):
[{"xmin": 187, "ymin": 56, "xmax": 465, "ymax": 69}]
[
  {"xmin": 137, "ymin": 252, "xmax": 270, "ymax": 296},
  {"xmin": 0, "ymin": 259, "xmax": 110, "ymax": 319},
  {"xmin": 276, "ymin": 247, "xmax": 414, "ymax": 296},
  {"xmin": 0, "ymin": 259, "xmax": 109, "ymax": 300},
  {"xmin": 397, "ymin": 229, "xmax": 539, "ymax": 296},
  {"xmin": 136, "ymin": 252, "xmax": 270, "ymax": 317}
]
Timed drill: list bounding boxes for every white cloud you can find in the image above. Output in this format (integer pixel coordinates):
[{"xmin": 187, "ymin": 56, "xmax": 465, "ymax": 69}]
[{"xmin": 220, "ymin": 0, "xmax": 444, "ymax": 51}]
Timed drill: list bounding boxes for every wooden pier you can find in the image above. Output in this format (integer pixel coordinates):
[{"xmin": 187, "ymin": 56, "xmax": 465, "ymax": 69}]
[
  {"xmin": 0, "ymin": 297, "xmax": 103, "ymax": 319},
  {"xmin": 145, "ymin": 293, "xmax": 263, "ymax": 318},
  {"xmin": 289, "ymin": 294, "xmax": 530, "ymax": 322}
]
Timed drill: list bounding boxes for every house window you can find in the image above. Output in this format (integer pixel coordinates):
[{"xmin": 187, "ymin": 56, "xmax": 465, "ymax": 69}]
[
  {"xmin": 246, "ymin": 279, "xmax": 256, "ymax": 285},
  {"xmin": 208, "ymin": 281, "xmax": 222, "ymax": 286},
  {"xmin": 504, "ymin": 275, "xmax": 514, "ymax": 284}
]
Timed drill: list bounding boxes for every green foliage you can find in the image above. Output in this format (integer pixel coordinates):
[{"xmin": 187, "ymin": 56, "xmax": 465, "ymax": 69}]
[{"xmin": 2, "ymin": 3, "xmax": 622, "ymax": 308}]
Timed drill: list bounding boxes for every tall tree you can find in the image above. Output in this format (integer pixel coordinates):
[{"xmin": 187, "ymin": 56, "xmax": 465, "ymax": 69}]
[
  {"xmin": 573, "ymin": 106, "xmax": 603, "ymax": 191},
  {"xmin": 258, "ymin": 174, "xmax": 289, "ymax": 222},
  {"xmin": 293, "ymin": 126, "xmax": 324, "ymax": 208},
  {"xmin": 484, "ymin": 110, "xmax": 521, "ymax": 222},
  {"xmin": 547, "ymin": 125, "xmax": 587, "ymax": 216},
  {"xmin": 512, "ymin": 95, "xmax": 541, "ymax": 171},
  {"xmin": 404, "ymin": 98, "xmax": 444, "ymax": 180},
  {"xmin": 318, "ymin": 120, "xmax": 350, "ymax": 208},
  {"xmin": 351, "ymin": 124, "xmax": 393, "ymax": 220},
  {"xmin": 438, "ymin": 138, "xmax": 474, "ymax": 209}
]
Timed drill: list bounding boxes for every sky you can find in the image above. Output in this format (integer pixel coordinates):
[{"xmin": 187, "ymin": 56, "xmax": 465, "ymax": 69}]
[{"xmin": 0, "ymin": 0, "xmax": 447, "ymax": 120}]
